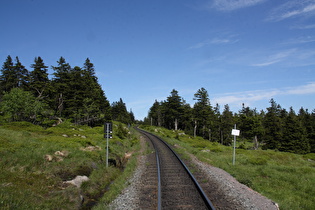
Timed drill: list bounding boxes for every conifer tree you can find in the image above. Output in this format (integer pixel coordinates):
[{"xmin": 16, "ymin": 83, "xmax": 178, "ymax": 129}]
[
  {"xmin": 238, "ymin": 105, "xmax": 263, "ymax": 146},
  {"xmin": 281, "ymin": 107, "xmax": 310, "ymax": 154},
  {"xmin": 221, "ymin": 104, "xmax": 234, "ymax": 145},
  {"xmin": 52, "ymin": 56, "xmax": 71, "ymax": 83},
  {"xmin": 29, "ymin": 56, "xmax": 49, "ymax": 98},
  {"xmin": 112, "ymin": 98, "xmax": 131, "ymax": 124},
  {"xmin": 0, "ymin": 55, "xmax": 15, "ymax": 93},
  {"xmin": 14, "ymin": 56, "xmax": 29, "ymax": 89},
  {"xmin": 193, "ymin": 87, "xmax": 214, "ymax": 138},
  {"xmin": 263, "ymin": 99, "xmax": 282, "ymax": 150},
  {"xmin": 299, "ymin": 108, "xmax": 315, "ymax": 153},
  {"xmin": 181, "ymin": 103, "xmax": 193, "ymax": 134},
  {"xmin": 51, "ymin": 57, "xmax": 72, "ymax": 116},
  {"xmin": 310, "ymin": 110, "xmax": 315, "ymax": 152},
  {"xmin": 83, "ymin": 58, "xmax": 97, "ymax": 82},
  {"xmin": 212, "ymin": 103, "xmax": 222, "ymax": 143},
  {"xmin": 148, "ymin": 100, "xmax": 163, "ymax": 126},
  {"xmin": 164, "ymin": 89, "xmax": 184, "ymax": 130},
  {"xmin": 68, "ymin": 66, "xmax": 85, "ymax": 117},
  {"xmin": 81, "ymin": 58, "xmax": 110, "ymax": 119}
]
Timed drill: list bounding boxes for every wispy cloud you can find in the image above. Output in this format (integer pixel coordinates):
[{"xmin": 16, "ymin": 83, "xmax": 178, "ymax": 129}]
[
  {"xmin": 251, "ymin": 49, "xmax": 297, "ymax": 67},
  {"xmin": 189, "ymin": 36, "xmax": 239, "ymax": 49},
  {"xmin": 281, "ymin": 36, "xmax": 315, "ymax": 45},
  {"xmin": 213, "ymin": 82, "xmax": 315, "ymax": 107},
  {"xmin": 286, "ymin": 82, "xmax": 315, "ymax": 94},
  {"xmin": 211, "ymin": 0, "xmax": 266, "ymax": 11},
  {"xmin": 292, "ymin": 24, "xmax": 315, "ymax": 29},
  {"xmin": 267, "ymin": 0, "xmax": 315, "ymax": 22},
  {"xmin": 214, "ymin": 89, "xmax": 280, "ymax": 105}
]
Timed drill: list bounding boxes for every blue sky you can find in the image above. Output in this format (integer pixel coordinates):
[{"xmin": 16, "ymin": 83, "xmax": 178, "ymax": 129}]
[{"xmin": 1, "ymin": 0, "xmax": 315, "ymax": 120}]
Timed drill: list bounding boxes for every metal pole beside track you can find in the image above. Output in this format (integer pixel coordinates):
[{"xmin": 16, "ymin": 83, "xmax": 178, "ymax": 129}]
[{"xmin": 106, "ymin": 123, "xmax": 109, "ymax": 167}]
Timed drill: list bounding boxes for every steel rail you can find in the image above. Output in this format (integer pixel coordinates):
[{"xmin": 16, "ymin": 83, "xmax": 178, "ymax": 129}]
[
  {"xmin": 136, "ymin": 128, "xmax": 215, "ymax": 210},
  {"xmin": 138, "ymin": 129, "xmax": 162, "ymax": 210}
]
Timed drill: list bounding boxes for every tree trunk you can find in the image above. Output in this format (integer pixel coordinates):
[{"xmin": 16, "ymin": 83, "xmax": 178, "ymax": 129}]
[
  {"xmin": 174, "ymin": 118, "xmax": 178, "ymax": 131},
  {"xmin": 253, "ymin": 135, "xmax": 259, "ymax": 150},
  {"xmin": 194, "ymin": 120, "xmax": 197, "ymax": 138},
  {"xmin": 158, "ymin": 113, "xmax": 161, "ymax": 127}
]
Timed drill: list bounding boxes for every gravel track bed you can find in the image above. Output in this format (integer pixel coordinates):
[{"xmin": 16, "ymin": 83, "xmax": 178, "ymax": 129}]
[
  {"xmin": 108, "ymin": 135, "xmax": 279, "ymax": 210},
  {"xmin": 188, "ymin": 155, "xmax": 279, "ymax": 210}
]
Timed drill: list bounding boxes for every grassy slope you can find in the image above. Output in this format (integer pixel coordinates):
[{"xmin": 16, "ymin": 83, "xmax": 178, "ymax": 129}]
[
  {"xmin": 1, "ymin": 122, "xmax": 314, "ymax": 209},
  {"xmin": 0, "ymin": 121, "xmax": 140, "ymax": 209},
  {"xmin": 140, "ymin": 125, "xmax": 315, "ymax": 210}
]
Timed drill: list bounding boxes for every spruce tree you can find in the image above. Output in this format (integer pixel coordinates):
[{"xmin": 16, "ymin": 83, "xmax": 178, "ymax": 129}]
[
  {"xmin": 68, "ymin": 66, "xmax": 85, "ymax": 117},
  {"xmin": 52, "ymin": 56, "xmax": 71, "ymax": 83},
  {"xmin": 299, "ymin": 108, "xmax": 315, "ymax": 153},
  {"xmin": 82, "ymin": 58, "xmax": 110, "ymax": 119},
  {"xmin": 0, "ymin": 55, "xmax": 15, "ymax": 93},
  {"xmin": 193, "ymin": 87, "xmax": 214, "ymax": 139},
  {"xmin": 263, "ymin": 99, "xmax": 283, "ymax": 150},
  {"xmin": 221, "ymin": 104, "xmax": 234, "ymax": 145},
  {"xmin": 83, "ymin": 58, "xmax": 97, "ymax": 82},
  {"xmin": 310, "ymin": 110, "xmax": 315, "ymax": 152},
  {"xmin": 51, "ymin": 57, "xmax": 72, "ymax": 116},
  {"xmin": 238, "ymin": 105, "xmax": 263, "ymax": 145},
  {"xmin": 29, "ymin": 56, "xmax": 49, "ymax": 98},
  {"xmin": 112, "ymin": 98, "xmax": 131, "ymax": 124},
  {"xmin": 181, "ymin": 103, "xmax": 193, "ymax": 135},
  {"xmin": 164, "ymin": 89, "xmax": 184, "ymax": 130},
  {"xmin": 14, "ymin": 56, "xmax": 29, "ymax": 89},
  {"xmin": 213, "ymin": 103, "xmax": 222, "ymax": 143},
  {"xmin": 281, "ymin": 107, "xmax": 310, "ymax": 154},
  {"xmin": 148, "ymin": 100, "xmax": 163, "ymax": 126}
]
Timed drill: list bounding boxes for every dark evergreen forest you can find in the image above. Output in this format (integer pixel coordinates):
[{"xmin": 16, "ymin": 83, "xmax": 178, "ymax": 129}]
[
  {"xmin": 144, "ymin": 88, "xmax": 315, "ymax": 154},
  {"xmin": 1, "ymin": 56, "xmax": 314, "ymax": 155},
  {"xmin": 0, "ymin": 55, "xmax": 134, "ymax": 126}
]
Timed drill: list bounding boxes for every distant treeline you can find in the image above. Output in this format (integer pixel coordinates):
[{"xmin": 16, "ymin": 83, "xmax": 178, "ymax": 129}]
[
  {"xmin": 144, "ymin": 88, "xmax": 315, "ymax": 154},
  {"xmin": 0, "ymin": 55, "xmax": 134, "ymax": 125}
]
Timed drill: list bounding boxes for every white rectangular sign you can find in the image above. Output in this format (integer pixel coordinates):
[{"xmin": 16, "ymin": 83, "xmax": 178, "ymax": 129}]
[{"xmin": 231, "ymin": 129, "xmax": 240, "ymax": 136}]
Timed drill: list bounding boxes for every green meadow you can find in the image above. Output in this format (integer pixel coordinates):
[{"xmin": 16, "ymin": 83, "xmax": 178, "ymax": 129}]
[
  {"xmin": 0, "ymin": 121, "xmax": 140, "ymax": 209},
  {"xmin": 1, "ymin": 122, "xmax": 314, "ymax": 209}
]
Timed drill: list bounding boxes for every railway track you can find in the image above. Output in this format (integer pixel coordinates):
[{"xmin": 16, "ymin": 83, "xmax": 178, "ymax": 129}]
[{"xmin": 136, "ymin": 128, "xmax": 215, "ymax": 210}]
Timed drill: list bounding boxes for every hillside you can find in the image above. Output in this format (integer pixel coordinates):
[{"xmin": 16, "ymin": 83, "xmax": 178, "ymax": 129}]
[{"xmin": 0, "ymin": 121, "xmax": 139, "ymax": 209}]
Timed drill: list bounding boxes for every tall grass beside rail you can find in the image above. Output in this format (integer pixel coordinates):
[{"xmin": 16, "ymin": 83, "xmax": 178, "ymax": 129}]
[
  {"xmin": 140, "ymin": 125, "xmax": 315, "ymax": 210},
  {"xmin": 0, "ymin": 121, "xmax": 140, "ymax": 209}
]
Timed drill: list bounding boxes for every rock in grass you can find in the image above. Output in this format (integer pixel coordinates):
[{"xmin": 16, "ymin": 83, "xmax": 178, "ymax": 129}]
[
  {"xmin": 65, "ymin": 175, "xmax": 90, "ymax": 188},
  {"xmin": 44, "ymin": 154, "xmax": 54, "ymax": 162}
]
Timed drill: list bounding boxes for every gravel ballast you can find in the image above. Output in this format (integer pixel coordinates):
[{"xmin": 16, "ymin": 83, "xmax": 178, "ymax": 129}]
[{"xmin": 108, "ymin": 136, "xmax": 279, "ymax": 210}]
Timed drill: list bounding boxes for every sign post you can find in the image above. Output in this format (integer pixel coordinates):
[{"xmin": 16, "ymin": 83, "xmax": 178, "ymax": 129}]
[
  {"xmin": 231, "ymin": 124, "xmax": 240, "ymax": 165},
  {"xmin": 104, "ymin": 122, "xmax": 112, "ymax": 167}
]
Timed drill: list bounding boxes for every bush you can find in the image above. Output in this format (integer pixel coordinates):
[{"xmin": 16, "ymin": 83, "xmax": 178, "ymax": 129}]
[
  {"xmin": 116, "ymin": 123, "xmax": 128, "ymax": 139},
  {"xmin": 0, "ymin": 88, "xmax": 48, "ymax": 122}
]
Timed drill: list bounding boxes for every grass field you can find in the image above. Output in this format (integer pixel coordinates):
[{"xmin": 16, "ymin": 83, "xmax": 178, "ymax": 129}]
[
  {"xmin": 1, "ymin": 122, "xmax": 314, "ymax": 209},
  {"xmin": 140, "ymin": 125, "xmax": 315, "ymax": 210},
  {"xmin": 0, "ymin": 121, "xmax": 140, "ymax": 209}
]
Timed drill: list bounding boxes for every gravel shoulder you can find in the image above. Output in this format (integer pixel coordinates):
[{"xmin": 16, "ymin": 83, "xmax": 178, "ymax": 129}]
[
  {"xmin": 188, "ymin": 154, "xmax": 279, "ymax": 210},
  {"xmin": 108, "ymin": 135, "xmax": 279, "ymax": 210}
]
